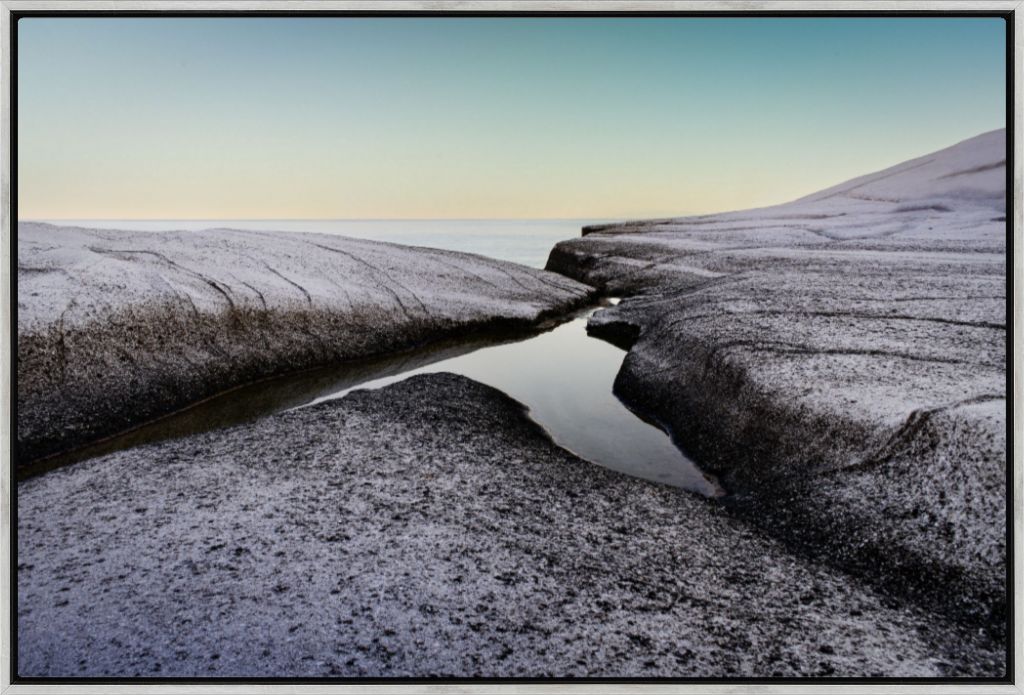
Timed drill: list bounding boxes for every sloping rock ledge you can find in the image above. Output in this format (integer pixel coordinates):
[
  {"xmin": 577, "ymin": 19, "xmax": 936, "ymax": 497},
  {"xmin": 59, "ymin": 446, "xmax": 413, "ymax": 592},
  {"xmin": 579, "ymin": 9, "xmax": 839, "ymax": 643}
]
[
  {"xmin": 17, "ymin": 222, "xmax": 595, "ymax": 467},
  {"xmin": 545, "ymin": 129, "xmax": 1008, "ymax": 641}
]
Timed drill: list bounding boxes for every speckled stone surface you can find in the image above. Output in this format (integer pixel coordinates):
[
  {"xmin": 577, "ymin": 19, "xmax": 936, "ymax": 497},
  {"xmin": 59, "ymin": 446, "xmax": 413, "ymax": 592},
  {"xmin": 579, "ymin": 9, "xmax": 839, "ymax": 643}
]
[
  {"xmin": 546, "ymin": 130, "xmax": 1007, "ymax": 639},
  {"xmin": 17, "ymin": 374, "xmax": 1004, "ymax": 678},
  {"xmin": 17, "ymin": 223, "xmax": 594, "ymax": 465}
]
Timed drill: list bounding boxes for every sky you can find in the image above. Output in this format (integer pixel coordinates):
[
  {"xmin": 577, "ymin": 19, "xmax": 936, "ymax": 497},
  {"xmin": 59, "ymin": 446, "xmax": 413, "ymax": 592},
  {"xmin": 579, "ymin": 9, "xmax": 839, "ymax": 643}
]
[{"xmin": 17, "ymin": 16, "xmax": 1006, "ymax": 220}]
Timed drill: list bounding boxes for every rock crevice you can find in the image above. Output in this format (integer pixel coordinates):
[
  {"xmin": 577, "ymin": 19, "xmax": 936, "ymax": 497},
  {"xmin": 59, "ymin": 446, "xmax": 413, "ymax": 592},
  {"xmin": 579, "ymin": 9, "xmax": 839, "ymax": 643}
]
[{"xmin": 17, "ymin": 222, "xmax": 596, "ymax": 466}]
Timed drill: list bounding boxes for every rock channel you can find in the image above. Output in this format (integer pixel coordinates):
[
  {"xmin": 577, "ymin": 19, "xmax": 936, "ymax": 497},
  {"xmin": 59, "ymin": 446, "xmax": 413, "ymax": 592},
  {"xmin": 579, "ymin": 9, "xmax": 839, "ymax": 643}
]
[{"xmin": 17, "ymin": 222, "xmax": 594, "ymax": 466}]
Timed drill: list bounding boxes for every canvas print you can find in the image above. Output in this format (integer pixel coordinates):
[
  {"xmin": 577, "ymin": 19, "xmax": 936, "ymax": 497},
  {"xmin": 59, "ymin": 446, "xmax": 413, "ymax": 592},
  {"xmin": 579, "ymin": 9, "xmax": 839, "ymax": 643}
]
[{"xmin": 12, "ymin": 13, "xmax": 1010, "ymax": 680}]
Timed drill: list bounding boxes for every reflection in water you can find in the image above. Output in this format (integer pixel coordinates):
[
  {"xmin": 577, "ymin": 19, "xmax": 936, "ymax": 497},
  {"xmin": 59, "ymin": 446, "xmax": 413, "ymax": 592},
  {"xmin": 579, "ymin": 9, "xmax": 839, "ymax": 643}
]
[
  {"xmin": 19, "ymin": 329, "xmax": 534, "ymax": 480},
  {"xmin": 24, "ymin": 302, "xmax": 721, "ymax": 496},
  {"xmin": 303, "ymin": 305, "xmax": 721, "ymax": 496}
]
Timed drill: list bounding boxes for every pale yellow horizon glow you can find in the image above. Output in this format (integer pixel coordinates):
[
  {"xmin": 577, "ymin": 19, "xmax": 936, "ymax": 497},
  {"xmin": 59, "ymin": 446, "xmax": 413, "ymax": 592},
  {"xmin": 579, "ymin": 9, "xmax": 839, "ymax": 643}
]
[{"xmin": 18, "ymin": 136, "xmax": 989, "ymax": 222}]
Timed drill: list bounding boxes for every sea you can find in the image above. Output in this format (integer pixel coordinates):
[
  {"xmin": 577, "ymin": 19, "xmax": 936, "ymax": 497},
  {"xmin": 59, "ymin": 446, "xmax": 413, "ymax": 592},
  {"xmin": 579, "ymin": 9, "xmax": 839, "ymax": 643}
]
[{"xmin": 35, "ymin": 219, "xmax": 619, "ymax": 269}]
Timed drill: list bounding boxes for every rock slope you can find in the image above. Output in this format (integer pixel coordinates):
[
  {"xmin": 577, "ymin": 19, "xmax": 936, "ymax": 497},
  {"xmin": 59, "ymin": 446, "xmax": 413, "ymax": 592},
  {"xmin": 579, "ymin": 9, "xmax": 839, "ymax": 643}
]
[
  {"xmin": 546, "ymin": 129, "xmax": 1007, "ymax": 638},
  {"xmin": 17, "ymin": 223, "xmax": 594, "ymax": 465},
  {"xmin": 17, "ymin": 374, "xmax": 1003, "ymax": 678}
]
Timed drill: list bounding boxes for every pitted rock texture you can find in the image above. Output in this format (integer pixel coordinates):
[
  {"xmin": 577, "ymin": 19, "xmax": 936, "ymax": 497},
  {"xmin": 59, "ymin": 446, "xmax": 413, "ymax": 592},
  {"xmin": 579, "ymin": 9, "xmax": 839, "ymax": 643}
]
[
  {"xmin": 17, "ymin": 222, "xmax": 594, "ymax": 465},
  {"xmin": 547, "ymin": 129, "xmax": 1007, "ymax": 638},
  {"xmin": 17, "ymin": 374, "xmax": 1004, "ymax": 678}
]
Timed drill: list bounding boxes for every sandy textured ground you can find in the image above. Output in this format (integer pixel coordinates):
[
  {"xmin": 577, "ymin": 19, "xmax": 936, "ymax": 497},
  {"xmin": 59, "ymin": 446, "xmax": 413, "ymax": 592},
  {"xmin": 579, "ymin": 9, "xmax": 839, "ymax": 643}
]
[
  {"xmin": 17, "ymin": 374, "xmax": 1003, "ymax": 678},
  {"xmin": 546, "ymin": 129, "xmax": 1007, "ymax": 640},
  {"xmin": 17, "ymin": 223, "xmax": 594, "ymax": 464}
]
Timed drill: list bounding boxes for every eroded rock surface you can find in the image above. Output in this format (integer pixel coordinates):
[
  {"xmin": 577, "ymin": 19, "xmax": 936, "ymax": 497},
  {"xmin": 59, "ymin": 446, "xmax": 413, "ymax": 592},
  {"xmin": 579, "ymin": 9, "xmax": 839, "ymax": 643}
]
[
  {"xmin": 547, "ymin": 129, "xmax": 1007, "ymax": 637},
  {"xmin": 17, "ymin": 374, "xmax": 1003, "ymax": 678},
  {"xmin": 17, "ymin": 223, "xmax": 594, "ymax": 464}
]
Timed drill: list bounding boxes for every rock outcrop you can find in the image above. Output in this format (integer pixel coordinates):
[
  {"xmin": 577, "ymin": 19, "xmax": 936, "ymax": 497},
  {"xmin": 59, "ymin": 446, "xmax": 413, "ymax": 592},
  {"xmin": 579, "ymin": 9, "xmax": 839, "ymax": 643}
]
[
  {"xmin": 547, "ymin": 129, "xmax": 1007, "ymax": 638},
  {"xmin": 17, "ymin": 223, "xmax": 594, "ymax": 465},
  {"xmin": 17, "ymin": 373, "xmax": 1003, "ymax": 678}
]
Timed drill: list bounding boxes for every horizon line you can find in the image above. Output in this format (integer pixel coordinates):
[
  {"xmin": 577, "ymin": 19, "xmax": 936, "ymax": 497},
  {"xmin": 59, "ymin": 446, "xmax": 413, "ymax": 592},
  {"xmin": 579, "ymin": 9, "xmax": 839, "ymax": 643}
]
[{"xmin": 21, "ymin": 216, "xmax": 661, "ymax": 223}]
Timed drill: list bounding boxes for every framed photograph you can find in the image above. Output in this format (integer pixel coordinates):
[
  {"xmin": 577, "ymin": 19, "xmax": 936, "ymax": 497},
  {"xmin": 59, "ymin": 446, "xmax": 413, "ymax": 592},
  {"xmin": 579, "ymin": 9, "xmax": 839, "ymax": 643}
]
[{"xmin": 2, "ymin": 1, "xmax": 1018, "ymax": 692}]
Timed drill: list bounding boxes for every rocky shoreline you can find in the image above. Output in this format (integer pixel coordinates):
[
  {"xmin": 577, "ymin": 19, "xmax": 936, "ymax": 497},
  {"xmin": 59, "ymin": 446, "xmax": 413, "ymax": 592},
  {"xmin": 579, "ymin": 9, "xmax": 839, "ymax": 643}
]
[
  {"xmin": 547, "ymin": 129, "xmax": 1007, "ymax": 642},
  {"xmin": 17, "ymin": 222, "xmax": 594, "ymax": 466},
  {"xmin": 15, "ymin": 129, "xmax": 1009, "ymax": 678}
]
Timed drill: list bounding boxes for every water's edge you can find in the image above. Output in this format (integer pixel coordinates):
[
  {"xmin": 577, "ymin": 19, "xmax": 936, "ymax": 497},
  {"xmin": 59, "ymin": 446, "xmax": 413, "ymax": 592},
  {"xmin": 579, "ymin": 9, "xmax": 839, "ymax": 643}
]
[
  {"xmin": 20, "ymin": 299, "xmax": 721, "ymax": 497},
  {"xmin": 17, "ymin": 315, "xmax": 564, "ymax": 480}
]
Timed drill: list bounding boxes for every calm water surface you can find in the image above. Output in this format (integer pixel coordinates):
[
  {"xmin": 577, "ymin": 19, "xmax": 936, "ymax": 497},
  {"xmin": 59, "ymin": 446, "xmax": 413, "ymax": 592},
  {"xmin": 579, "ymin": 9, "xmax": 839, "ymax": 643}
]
[
  {"xmin": 302, "ymin": 304, "xmax": 721, "ymax": 495},
  {"xmin": 25, "ymin": 219, "xmax": 719, "ymax": 495},
  {"xmin": 37, "ymin": 218, "xmax": 610, "ymax": 269},
  {"xmin": 27, "ymin": 304, "xmax": 719, "ymax": 496}
]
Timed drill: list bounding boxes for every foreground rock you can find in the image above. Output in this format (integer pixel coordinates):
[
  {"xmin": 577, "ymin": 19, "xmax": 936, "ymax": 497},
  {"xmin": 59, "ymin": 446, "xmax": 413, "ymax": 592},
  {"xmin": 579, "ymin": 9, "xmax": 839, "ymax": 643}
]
[
  {"xmin": 17, "ymin": 373, "xmax": 1002, "ymax": 678},
  {"xmin": 548, "ymin": 129, "xmax": 1007, "ymax": 639},
  {"xmin": 17, "ymin": 223, "xmax": 594, "ymax": 465}
]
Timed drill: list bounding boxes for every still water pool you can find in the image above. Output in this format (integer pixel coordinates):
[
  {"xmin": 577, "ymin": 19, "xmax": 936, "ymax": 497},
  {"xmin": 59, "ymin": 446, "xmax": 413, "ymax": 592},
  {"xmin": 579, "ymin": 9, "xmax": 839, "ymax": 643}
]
[
  {"xmin": 26, "ymin": 303, "xmax": 720, "ymax": 496},
  {"xmin": 301, "ymin": 304, "xmax": 721, "ymax": 495}
]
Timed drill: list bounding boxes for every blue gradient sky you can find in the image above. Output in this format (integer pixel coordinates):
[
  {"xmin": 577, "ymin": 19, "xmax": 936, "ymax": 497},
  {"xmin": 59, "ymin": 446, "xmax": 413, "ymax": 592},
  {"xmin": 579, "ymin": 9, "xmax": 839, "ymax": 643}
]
[{"xmin": 18, "ymin": 17, "xmax": 1005, "ymax": 219}]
